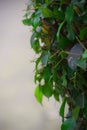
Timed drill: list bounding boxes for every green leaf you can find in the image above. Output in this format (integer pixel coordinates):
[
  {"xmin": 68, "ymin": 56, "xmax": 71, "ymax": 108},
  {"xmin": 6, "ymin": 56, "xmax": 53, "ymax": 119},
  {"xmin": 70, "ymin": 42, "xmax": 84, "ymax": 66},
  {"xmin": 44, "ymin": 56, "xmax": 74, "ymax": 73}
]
[
  {"xmin": 41, "ymin": 51, "xmax": 50, "ymax": 66},
  {"xmin": 30, "ymin": 32, "xmax": 36, "ymax": 46},
  {"xmin": 43, "ymin": 66, "xmax": 51, "ymax": 81},
  {"xmin": 66, "ymin": 23, "xmax": 75, "ymax": 41},
  {"xmin": 33, "ymin": 17, "xmax": 40, "ymax": 28},
  {"xmin": 53, "ymin": 89, "xmax": 60, "ymax": 101},
  {"xmin": 35, "ymin": 56, "xmax": 41, "ymax": 70},
  {"xmin": 32, "ymin": 10, "xmax": 42, "ymax": 28},
  {"xmin": 60, "ymin": 0, "xmax": 65, "ymax": 5},
  {"xmin": 30, "ymin": 32, "xmax": 40, "ymax": 53},
  {"xmin": 81, "ymin": 12, "xmax": 87, "ymax": 24},
  {"xmin": 45, "ymin": 0, "xmax": 53, "ymax": 5},
  {"xmin": 57, "ymin": 20, "xmax": 65, "ymax": 41},
  {"xmin": 31, "ymin": 39, "xmax": 40, "ymax": 53},
  {"xmin": 65, "ymin": 4, "xmax": 74, "ymax": 23},
  {"xmin": 22, "ymin": 18, "xmax": 31, "ymax": 26},
  {"xmin": 58, "ymin": 37, "xmax": 70, "ymax": 49},
  {"xmin": 42, "ymin": 54, "xmax": 48, "ymax": 66},
  {"xmin": 71, "ymin": 0, "xmax": 85, "ymax": 5},
  {"xmin": 82, "ymin": 50, "xmax": 87, "ymax": 59},
  {"xmin": 76, "ymin": 58, "xmax": 86, "ymax": 70},
  {"xmin": 61, "ymin": 69, "xmax": 67, "ymax": 87},
  {"xmin": 75, "ymin": 93, "xmax": 85, "ymax": 108},
  {"xmin": 79, "ymin": 27, "xmax": 87, "ymax": 40},
  {"xmin": 84, "ymin": 100, "xmax": 87, "ymax": 119},
  {"xmin": 34, "ymin": 85, "xmax": 43, "ymax": 104},
  {"xmin": 53, "ymin": 8, "xmax": 65, "ymax": 20},
  {"xmin": 61, "ymin": 118, "xmax": 76, "ymax": 130},
  {"xmin": 72, "ymin": 106, "xmax": 80, "ymax": 120},
  {"xmin": 59, "ymin": 97, "xmax": 66, "ymax": 118},
  {"xmin": 53, "ymin": 69, "xmax": 58, "ymax": 83},
  {"xmin": 42, "ymin": 82, "xmax": 52, "ymax": 98},
  {"xmin": 34, "ymin": 69, "xmax": 42, "ymax": 83},
  {"xmin": 40, "ymin": 7, "xmax": 53, "ymax": 17}
]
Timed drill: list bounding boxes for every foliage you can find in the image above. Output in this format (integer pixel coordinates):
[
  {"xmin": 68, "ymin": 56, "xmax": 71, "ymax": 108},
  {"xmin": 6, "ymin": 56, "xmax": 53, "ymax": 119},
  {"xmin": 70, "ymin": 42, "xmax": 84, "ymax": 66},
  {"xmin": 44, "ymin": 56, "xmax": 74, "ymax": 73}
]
[{"xmin": 23, "ymin": 0, "xmax": 87, "ymax": 129}]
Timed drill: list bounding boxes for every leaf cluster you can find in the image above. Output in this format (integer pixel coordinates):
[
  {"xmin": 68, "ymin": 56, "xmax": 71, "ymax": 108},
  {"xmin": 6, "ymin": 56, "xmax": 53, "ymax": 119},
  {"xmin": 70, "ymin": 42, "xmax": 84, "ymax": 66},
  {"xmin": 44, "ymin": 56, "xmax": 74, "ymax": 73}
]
[{"xmin": 23, "ymin": 0, "xmax": 87, "ymax": 129}]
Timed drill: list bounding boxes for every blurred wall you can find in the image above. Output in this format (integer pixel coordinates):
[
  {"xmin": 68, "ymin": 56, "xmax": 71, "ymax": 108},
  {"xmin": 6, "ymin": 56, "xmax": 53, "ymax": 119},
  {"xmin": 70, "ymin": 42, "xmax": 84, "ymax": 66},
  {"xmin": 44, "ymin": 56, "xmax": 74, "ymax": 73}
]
[{"xmin": 0, "ymin": 1, "xmax": 61, "ymax": 130}]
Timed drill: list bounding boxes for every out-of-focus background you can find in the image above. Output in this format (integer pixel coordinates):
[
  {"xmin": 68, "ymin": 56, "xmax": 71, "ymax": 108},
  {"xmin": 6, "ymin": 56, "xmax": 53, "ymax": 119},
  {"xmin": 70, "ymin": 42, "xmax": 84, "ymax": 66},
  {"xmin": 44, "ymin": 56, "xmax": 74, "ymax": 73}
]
[{"xmin": 0, "ymin": 0, "xmax": 61, "ymax": 130}]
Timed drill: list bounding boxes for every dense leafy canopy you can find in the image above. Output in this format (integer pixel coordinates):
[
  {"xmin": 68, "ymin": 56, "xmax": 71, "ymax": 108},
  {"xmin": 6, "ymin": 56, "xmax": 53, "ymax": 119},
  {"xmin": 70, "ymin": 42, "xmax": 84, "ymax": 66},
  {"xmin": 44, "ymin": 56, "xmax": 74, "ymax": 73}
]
[{"xmin": 23, "ymin": 0, "xmax": 87, "ymax": 129}]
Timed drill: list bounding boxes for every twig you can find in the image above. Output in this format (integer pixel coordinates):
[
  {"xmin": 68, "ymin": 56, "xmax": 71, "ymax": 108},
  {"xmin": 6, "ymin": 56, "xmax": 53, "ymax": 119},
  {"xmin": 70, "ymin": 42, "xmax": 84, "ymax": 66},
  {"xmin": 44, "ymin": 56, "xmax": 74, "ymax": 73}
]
[
  {"xmin": 76, "ymin": 36, "xmax": 86, "ymax": 50},
  {"xmin": 62, "ymin": 50, "xmax": 82, "ymax": 56},
  {"xmin": 50, "ymin": 50, "xmax": 59, "ymax": 58},
  {"xmin": 54, "ymin": 59, "xmax": 63, "ymax": 68}
]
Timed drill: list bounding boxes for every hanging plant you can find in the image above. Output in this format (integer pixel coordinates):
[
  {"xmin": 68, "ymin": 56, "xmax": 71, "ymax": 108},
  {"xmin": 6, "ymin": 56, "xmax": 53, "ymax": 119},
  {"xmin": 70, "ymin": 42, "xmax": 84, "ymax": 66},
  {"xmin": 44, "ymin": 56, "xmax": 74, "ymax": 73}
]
[{"xmin": 23, "ymin": 0, "xmax": 87, "ymax": 129}]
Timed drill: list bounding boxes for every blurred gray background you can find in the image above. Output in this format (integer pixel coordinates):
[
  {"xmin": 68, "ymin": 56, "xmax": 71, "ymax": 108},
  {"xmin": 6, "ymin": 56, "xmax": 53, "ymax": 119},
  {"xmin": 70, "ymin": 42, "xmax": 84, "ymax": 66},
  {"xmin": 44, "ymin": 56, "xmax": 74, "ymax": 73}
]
[{"xmin": 0, "ymin": 0, "xmax": 61, "ymax": 130}]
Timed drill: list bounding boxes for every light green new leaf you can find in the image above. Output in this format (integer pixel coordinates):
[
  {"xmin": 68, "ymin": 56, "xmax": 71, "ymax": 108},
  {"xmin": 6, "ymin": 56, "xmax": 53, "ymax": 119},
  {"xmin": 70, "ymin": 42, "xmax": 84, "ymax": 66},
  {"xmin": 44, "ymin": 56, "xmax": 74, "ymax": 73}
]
[
  {"xmin": 22, "ymin": 18, "xmax": 31, "ymax": 26},
  {"xmin": 40, "ymin": 7, "xmax": 53, "ymax": 17},
  {"xmin": 34, "ymin": 85, "xmax": 43, "ymax": 104}
]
